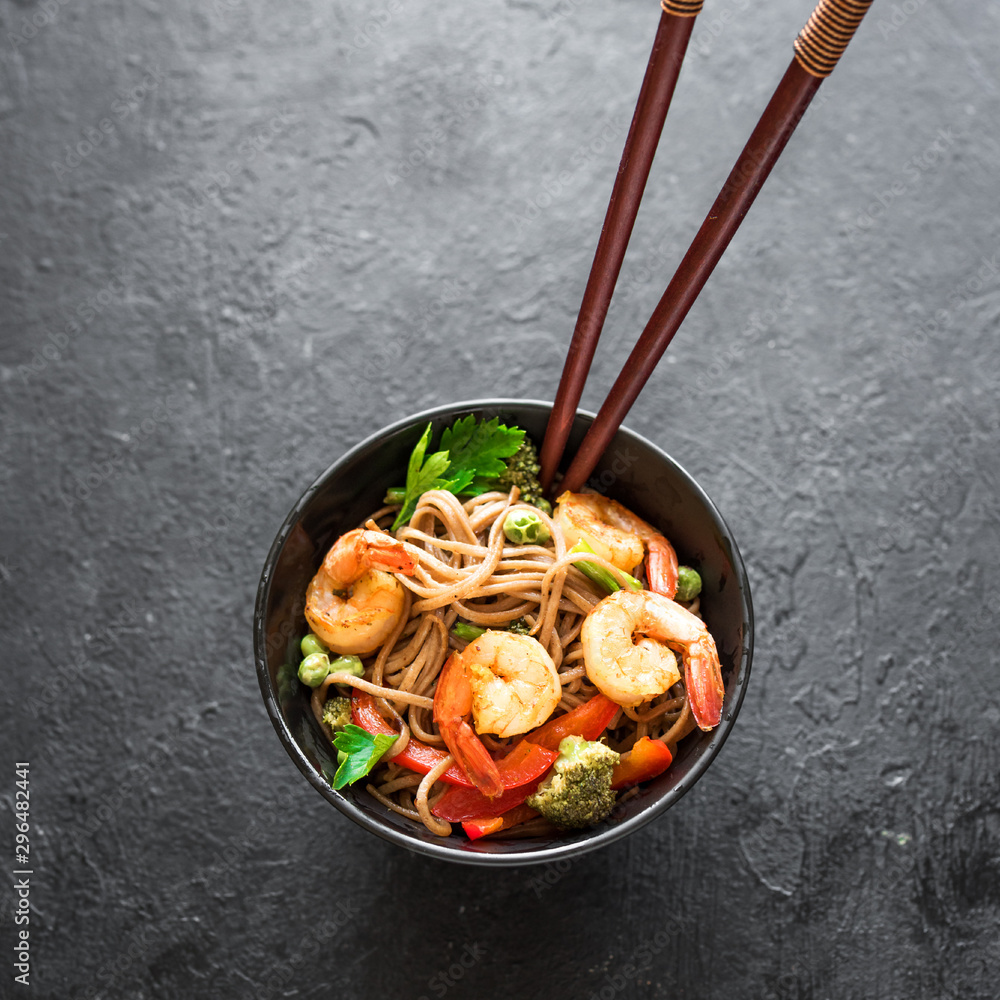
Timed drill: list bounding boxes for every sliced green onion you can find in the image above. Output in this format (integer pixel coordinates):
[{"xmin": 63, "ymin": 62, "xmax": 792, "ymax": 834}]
[
  {"xmin": 568, "ymin": 539, "xmax": 642, "ymax": 593},
  {"xmin": 452, "ymin": 622, "xmax": 487, "ymax": 641}
]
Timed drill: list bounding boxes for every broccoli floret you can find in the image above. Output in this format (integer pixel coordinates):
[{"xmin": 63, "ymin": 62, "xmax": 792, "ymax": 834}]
[
  {"xmin": 321, "ymin": 696, "xmax": 352, "ymax": 733},
  {"xmin": 526, "ymin": 735, "xmax": 619, "ymax": 829},
  {"xmin": 496, "ymin": 437, "xmax": 551, "ymax": 514}
]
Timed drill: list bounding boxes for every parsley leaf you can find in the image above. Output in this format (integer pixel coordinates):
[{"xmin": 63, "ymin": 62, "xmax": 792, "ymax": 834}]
[
  {"xmin": 329, "ymin": 724, "xmax": 398, "ymax": 790},
  {"xmin": 392, "ymin": 423, "xmax": 453, "ymax": 530},
  {"xmin": 391, "ymin": 417, "xmax": 527, "ymax": 528},
  {"xmin": 439, "ymin": 415, "xmax": 524, "ymax": 497}
]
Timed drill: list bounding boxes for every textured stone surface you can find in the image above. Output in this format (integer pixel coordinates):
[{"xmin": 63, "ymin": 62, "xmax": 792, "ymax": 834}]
[{"xmin": 2, "ymin": 0, "xmax": 999, "ymax": 997}]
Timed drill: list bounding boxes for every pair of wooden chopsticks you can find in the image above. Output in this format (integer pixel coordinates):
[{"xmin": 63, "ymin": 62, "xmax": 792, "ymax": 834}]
[{"xmin": 540, "ymin": 0, "xmax": 876, "ymax": 495}]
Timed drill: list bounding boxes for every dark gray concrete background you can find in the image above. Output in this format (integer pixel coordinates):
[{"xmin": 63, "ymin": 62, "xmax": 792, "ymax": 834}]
[{"xmin": 2, "ymin": 0, "xmax": 998, "ymax": 997}]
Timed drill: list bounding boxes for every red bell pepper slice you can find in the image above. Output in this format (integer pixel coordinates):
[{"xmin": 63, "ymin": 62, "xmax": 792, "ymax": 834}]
[
  {"xmin": 431, "ymin": 741, "xmax": 557, "ymax": 821},
  {"xmin": 462, "ymin": 804, "xmax": 538, "ymax": 841},
  {"xmin": 611, "ymin": 736, "xmax": 673, "ymax": 790},
  {"xmin": 522, "ymin": 693, "xmax": 619, "ymax": 751},
  {"xmin": 436, "ymin": 695, "xmax": 620, "ymax": 821},
  {"xmin": 351, "ymin": 691, "xmax": 473, "ymax": 787}
]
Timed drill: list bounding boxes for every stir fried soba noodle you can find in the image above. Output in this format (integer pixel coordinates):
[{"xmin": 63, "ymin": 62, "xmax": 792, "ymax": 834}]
[{"xmin": 300, "ymin": 422, "xmax": 724, "ymax": 839}]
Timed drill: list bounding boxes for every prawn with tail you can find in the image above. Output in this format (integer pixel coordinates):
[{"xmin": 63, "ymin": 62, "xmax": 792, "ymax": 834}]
[
  {"xmin": 433, "ymin": 630, "xmax": 562, "ymax": 797},
  {"xmin": 581, "ymin": 589, "xmax": 725, "ymax": 731},
  {"xmin": 554, "ymin": 491, "xmax": 679, "ymax": 598},
  {"xmin": 305, "ymin": 528, "xmax": 416, "ymax": 655}
]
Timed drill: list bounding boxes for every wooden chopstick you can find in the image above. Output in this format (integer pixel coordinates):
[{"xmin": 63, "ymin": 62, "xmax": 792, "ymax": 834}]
[
  {"xmin": 558, "ymin": 0, "xmax": 876, "ymax": 495},
  {"xmin": 539, "ymin": 0, "xmax": 706, "ymax": 493}
]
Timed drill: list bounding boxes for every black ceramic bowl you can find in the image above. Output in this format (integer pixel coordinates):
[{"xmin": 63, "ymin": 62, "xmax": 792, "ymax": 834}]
[{"xmin": 254, "ymin": 399, "xmax": 753, "ymax": 866}]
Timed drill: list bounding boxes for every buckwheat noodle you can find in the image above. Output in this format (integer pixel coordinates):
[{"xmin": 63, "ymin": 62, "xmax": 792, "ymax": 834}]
[{"xmin": 310, "ymin": 487, "xmax": 699, "ymax": 837}]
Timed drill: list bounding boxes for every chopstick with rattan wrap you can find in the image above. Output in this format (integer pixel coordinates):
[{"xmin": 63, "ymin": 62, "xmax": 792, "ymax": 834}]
[
  {"xmin": 559, "ymin": 0, "xmax": 875, "ymax": 494},
  {"xmin": 539, "ymin": 1, "xmax": 705, "ymax": 493},
  {"xmin": 661, "ymin": 0, "xmax": 704, "ymax": 15},
  {"xmin": 794, "ymin": 0, "xmax": 874, "ymax": 77}
]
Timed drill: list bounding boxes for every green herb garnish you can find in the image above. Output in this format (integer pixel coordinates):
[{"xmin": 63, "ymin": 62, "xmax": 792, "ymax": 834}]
[
  {"xmin": 438, "ymin": 415, "xmax": 525, "ymax": 496},
  {"xmin": 391, "ymin": 417, "xmax": 525, "ymax": 529},
  {"xmin": 329, "ymin": 724, "xmax": 398, "ymax": 789},
  {"xmin": 392, "ymin": 423, "xmax": 454, "ymax": 529}
]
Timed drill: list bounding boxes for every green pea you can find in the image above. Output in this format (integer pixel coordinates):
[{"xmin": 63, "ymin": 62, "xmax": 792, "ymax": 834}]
[
  {"xmin": 328, "ymin": 655, "xmax": 364, "ymax": 678},
  {"xmin": 300, "ymin": 633, "xmax": 327, "ymax": 658},
  {"xmin": 675, "ymin": 566, "xmax": 702, "ymax": 603},
  {"xmin": 298, "ymin": 652, "xmax": 332, "ymax": 687},
  {"xmin": 503, "ymin": 510, "xmax": 551, "ymax": 545}
]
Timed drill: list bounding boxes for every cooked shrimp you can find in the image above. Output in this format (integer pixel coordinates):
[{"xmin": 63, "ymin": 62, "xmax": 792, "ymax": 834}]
[
  {"xmin": 554, "ymin": 491, "xmax": 679, "ymax": 598},
  {"xmin": 581, "ymin": 589, "xmax": 724, "ymax": 731},
  {"xmin": 433, "ymin": 631, "xmax": 562, "ymax": 797},
  {"xmin": 305, "ymin": 528, "xmax": 416, "ymax": 655}
]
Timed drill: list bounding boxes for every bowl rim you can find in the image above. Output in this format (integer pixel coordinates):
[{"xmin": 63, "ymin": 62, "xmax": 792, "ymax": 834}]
[{"xmin": 253, "ymin": 398, "xmax": 754, "ymax": 866}]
